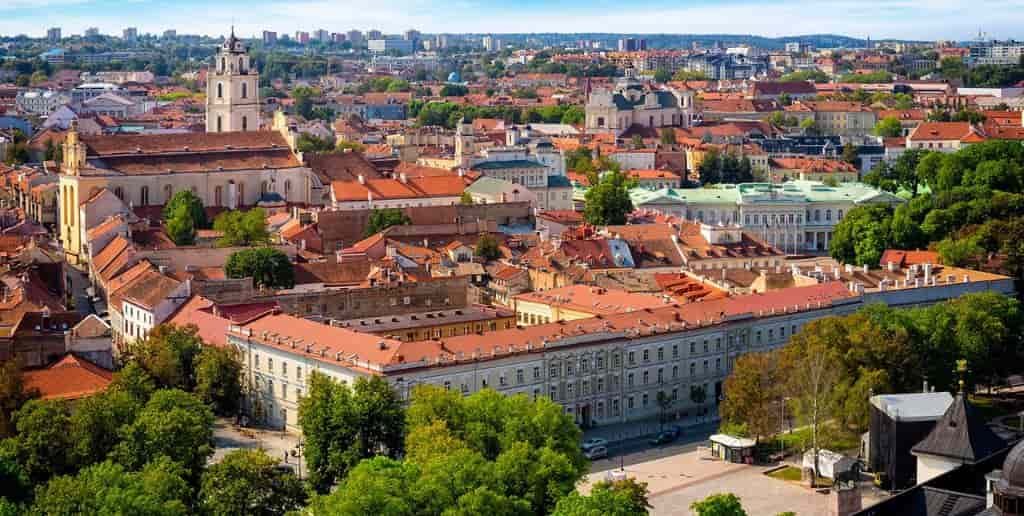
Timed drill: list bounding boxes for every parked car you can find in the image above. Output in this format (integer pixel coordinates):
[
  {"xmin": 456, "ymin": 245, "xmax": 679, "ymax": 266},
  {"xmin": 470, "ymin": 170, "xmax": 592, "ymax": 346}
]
[
  {"xmin": 649, "ymin": 431, "xmax": 677, "ymax": 446},
  {"xmin": 583, "ymin": 446, "xmax": 608, "ymax": 460},
  {"xmin": 581, "ymin": 438, "xmax": 608, "ymax": 451}
]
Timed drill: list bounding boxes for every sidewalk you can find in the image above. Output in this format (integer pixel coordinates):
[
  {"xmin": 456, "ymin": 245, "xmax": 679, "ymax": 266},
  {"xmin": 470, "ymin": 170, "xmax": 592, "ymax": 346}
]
[{"xmin": 583, "ymin": 408, "xmax": 721, "ymax": 444}]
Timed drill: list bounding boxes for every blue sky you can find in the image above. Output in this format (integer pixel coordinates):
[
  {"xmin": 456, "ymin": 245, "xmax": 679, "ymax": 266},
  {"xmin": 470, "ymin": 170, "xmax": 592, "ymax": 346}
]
[{"xmin": 2, "ymin": 0, "xmax": 1023, "ymax": 41}]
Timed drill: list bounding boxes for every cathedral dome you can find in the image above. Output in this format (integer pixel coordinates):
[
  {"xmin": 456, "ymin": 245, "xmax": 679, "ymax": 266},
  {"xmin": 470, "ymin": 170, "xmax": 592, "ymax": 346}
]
[{"xmin": 998, "ymin": 439, "xmax": 1024, "ymax": 498}]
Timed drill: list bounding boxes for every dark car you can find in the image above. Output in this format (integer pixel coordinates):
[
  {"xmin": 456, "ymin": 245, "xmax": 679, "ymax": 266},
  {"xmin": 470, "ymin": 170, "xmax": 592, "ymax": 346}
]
[{"xmin": 649, "ymin": 431, "xmax": 677, "ymax": 445}]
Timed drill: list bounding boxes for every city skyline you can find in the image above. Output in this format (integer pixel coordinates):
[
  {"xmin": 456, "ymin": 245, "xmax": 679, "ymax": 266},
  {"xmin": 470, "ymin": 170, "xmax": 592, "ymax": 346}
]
[{"xmin": 3, "ymin": 0, "xmax": 1024, "ymax": 42}]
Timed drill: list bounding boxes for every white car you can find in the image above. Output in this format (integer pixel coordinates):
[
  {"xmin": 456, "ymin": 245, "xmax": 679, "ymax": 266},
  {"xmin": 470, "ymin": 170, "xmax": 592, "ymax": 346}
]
[
  {"xmin": 583, "ymin": 446, "xmax": 608, "ymax": 460},
  {"xmin": 581, "ymin": 438, "xmax": 608, "ymax": 451}
]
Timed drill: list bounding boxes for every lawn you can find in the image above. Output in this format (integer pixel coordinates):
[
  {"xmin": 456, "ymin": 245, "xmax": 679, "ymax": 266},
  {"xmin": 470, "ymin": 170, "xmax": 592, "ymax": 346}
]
[
  {"xmin": 771, "ymin": 425, "xmax": 861, "ymax": 455},
  {"xmin": 765, "ymin": 465, "xmax": 833, "ymax": 487}
]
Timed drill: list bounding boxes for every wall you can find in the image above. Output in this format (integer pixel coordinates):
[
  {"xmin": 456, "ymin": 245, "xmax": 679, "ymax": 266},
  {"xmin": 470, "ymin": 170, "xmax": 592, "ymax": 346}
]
[{"xmin": 258, "ymin": 276, "xmax": 470, "ymax": 321}]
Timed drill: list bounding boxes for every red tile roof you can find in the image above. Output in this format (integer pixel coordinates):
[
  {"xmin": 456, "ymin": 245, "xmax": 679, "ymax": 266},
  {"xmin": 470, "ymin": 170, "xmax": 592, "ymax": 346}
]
[{"xmin": 23, "ymin": 354, "xmax": 113, "ymax": 401}]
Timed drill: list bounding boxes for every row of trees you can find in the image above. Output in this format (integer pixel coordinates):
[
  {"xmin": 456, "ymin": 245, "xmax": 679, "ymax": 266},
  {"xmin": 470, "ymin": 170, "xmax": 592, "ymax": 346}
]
[
  {"xmin": 839, "ymin": 140, "xmax": 1024, "ymax": 272},
  {"xmin": 0, "ymin": 323, "xmax": 311, "ymax": 514},
  {"xmin": 720, "ymin": 292, "xmax": 1023, "ymax": 479},
  {"xmin": 298, "ymin": 377, "xmax": 649, "ymax": 514}
]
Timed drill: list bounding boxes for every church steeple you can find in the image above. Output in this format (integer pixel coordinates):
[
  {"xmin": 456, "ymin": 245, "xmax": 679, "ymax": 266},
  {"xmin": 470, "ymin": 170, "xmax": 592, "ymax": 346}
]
[{"xmin": 206, "ymin": 27, "xmax": 260, "ymax": 133}]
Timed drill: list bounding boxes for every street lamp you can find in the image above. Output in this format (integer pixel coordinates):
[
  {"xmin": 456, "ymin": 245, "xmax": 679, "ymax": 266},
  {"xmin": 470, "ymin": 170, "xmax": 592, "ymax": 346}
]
[{"xmin": 778, "ymin": 396, "xmax": 791, "ymax": 456}]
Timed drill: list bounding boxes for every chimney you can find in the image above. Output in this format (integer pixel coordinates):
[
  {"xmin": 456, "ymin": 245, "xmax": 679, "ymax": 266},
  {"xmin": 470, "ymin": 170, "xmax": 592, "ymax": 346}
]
[
  {"xmin": 399, "ymin": 172, "xmax": 408, "ymax": 184},
  {"xmin": 923, "ymin": 263, "xmax": 932, "ymax": 283},
  {"xmin": 923, "ymin": 378, "xmax": 929, "ymax": 393},
  {"xmin": 887, "ymin": 261, "xmax": 896, "ymax": 272},
  {"xmin": 158, "ymin": 265, "xmax": 168, "ymax": 275},
  {"xmin": 357, "ymin": 174, "xmax": 366, "ymax": 184}
]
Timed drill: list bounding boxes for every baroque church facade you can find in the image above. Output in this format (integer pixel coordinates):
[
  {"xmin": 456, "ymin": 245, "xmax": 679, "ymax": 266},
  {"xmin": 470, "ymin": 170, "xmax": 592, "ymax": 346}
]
[{"xmin": 58, "ymin": 29, "xmax": 322, "ymax": 265}]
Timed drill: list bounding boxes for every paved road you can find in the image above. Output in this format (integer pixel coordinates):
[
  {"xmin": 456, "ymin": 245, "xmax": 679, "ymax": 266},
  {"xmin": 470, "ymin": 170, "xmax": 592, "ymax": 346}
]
[{"xmin": 589, "ymin": 421, "xmax": 721, "ymax": 474}]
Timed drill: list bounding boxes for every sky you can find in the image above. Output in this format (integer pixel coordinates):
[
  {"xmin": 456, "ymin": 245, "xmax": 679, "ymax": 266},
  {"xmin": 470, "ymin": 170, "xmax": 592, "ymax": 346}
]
[{"xmin": 2, "ymin": 0, "xmax": 1023, "ymax": 41}]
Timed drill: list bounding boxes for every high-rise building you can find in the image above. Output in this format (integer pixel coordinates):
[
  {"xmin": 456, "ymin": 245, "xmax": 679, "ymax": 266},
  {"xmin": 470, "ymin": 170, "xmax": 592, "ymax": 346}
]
[
  {"xmin": 368, "ymin": 38, "xmax": 414, "ymax": 55},
  {"xmin": 123, "ymin": 27, "xmax": 138, "ymax": 42},
  {"xmin": 367, "ymin": 29, "xmax": 383, "ymax": 40},
  {"xmin": 617, "ymin": 38, "xmax": 647, "ymax": 52},
  {"xmin": 295, "ymin": 31, "xmax": 310, "ymax": 44},
  {"xmin": 262, "ymin": 30, "xmax": 277, "ymax": 45},
  {"xmin": 313, "ymin": 29, "xmax": 329, "ymax": 43},
  {"xmin": 347, "ymin": 30, "xmax": 363, "ymax": 46},
  {"xmin": 482, "ymin": 35, "xmax": 500, "ymax": 52},
  {"xmin": 332, "ymin": 33, "xmax": 346, "ymax": 44},
  {"xmin": 206, "ymin": 29, "xmax": 260, "ymax": 133},
  {"xmin": 46, "ymin": 27, "xmax": 61, "ymax": 43},
  {"xmin": 436, "ymin": 34, "xmax": 449, "ymax": 49},
  {"xmin": 404, "ymin": 29, "xmax": 420, "ymax": 41},
  {"xmin": 84, "ymin": 27, "xmax": 100, "ymax": 38},
  {"xmin": 162, "ymin": 29, "xmax": 176, "ymax": 40}
]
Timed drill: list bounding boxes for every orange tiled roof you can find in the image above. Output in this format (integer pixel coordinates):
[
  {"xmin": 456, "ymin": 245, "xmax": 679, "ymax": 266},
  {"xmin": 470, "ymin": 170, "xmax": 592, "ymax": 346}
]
[{"xmin": 23, "ymin": 355, "xmax": 113, "ymax": 401}]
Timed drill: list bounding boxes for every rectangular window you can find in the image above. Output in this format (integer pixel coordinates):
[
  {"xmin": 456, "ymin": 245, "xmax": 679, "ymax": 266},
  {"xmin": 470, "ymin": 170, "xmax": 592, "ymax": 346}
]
[
  {"xmin": 657, "ymin": 347, "xmax": 664, "ymax": 361},
  {"xmin": 533, "ymin": 366, "xmax": 541, "ymax": 379},
  {"xmin": 642, "ymin": 349, "xmax": 649, "ymax": 362},
  {"xmin": 516, "ymin": 369, "xmax": 524, "ymax": 384},
  {"xmin": 628, "ymin": 351, "xmax": 635, "ymax": 365},
  {"xmin": 550, "ymin": 365, "xmax": 558, "ymax": 378}
]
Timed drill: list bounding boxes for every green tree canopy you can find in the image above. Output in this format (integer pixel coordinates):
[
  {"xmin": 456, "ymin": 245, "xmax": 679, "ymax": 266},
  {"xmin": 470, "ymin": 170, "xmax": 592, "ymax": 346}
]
[
  {"xmin": 872, "ymin": 116, "xmax": 903, "ymax": 138},
  {"xmin": 163, "ymin": 190, "xmax": 208, "ymax": 229},
  {"xmin": 199, "ymin": 449, "xmax": 307, "ymax": 516},
  {"xmin": 474, "ymin": 233, "xmax": 501, "ymax": 261},
  {"xmin": 583, "ymin": 170, "xmax": 634, "ymax": 226},
  {"xmin": 224, "ymin": 247, "xmax": 295, "ymax": 289},
  {"xmin": 0, "ymin": 359, "xmax": 37, "ymax": 438},
  {"xmin": 193, "ymin": 346, "xmax": 243, "ymax": 416},
  {"xmin": 112, "ymin": 389, "xmax": 215, "ymax": 482},
  {"xmin": 33, "ymin": 458, "xmax": 191, "ymax": 516},
  {"xmin": 298, "ymin": 373, "xmax": 405, "ymax": 492},
  {"xmin": 691, "ymin": 493, "xmax": 748, "ymax": 516},
  {"xmin": 213, "ymin": 208, "xmax": 270, "ymax": 247},
  {"xmin": 364, "ymin": 208, "xmax": 411, "ymax": 237},
  {"xmin": 132, "ymin": 324, "xmax": 204, "ymax": 391},
  {"xmin": 552, "ymin": 478, "xmax": 651, "ymax": 516}
]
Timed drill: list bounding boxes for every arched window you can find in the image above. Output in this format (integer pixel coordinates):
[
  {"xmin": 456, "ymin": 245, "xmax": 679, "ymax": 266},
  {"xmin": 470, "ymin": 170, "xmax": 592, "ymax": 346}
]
[
  {"xmin": 238, "ymin": 57, "xmax": 244, "ymax": 72},
  {"xmin": 242, "ymin": 116, "xmax": 247, "ymax": 131},
  {"xmin": 217, "ymin": 82, "xmax": 223, "ymax": 99},
  {"xmin": 163, "ymin": 184, "xmax": 173, "ymax": 203},
  {"xmin": 214, "ymin": 186, "xmax": 223, "ymax": 207},
  {"xmin": 140, "ymin": 186, "xmax": 149, "ymax": 206},
  {"xmin": 241, "ymin": 82, "xmax": 247, "ymax": 99},
  {"xmin": 216, "ymin": 116, "xmax": 222, "ymax": 133},
  {"xmin": 826, "ymin": 209, "xmax": 832, "ymax": 221}
]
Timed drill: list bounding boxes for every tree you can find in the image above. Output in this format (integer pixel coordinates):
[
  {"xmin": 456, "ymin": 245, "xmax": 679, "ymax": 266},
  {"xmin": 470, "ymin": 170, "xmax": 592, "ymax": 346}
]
[
  {"xmin": 720, "ymin": 352, "xmax": 782, "ymax": 442},
  {"xmin": 691, "ymin": 493, "xmax": 748, "ymax": 516},
  {"xmin": 872, "ymin": 116, "xmax": 903, "ymax": 138},
  {"xmin": 335, "ymin": 139, "xmax": 366, "ymax": 153},
  {"xmin": 828, "ymin": 205, "xmax": 893, "ymax": 266},
  {"xmin": 33, "ymin": 458, "xmax": 191, "ymax": 516},
  {"xmin": 298, "ymin": 373, "xmax": 405, "ymax": 492},
  {"xmin": 296, "ymin": 134, "xmax": 335, "ymax": 153},
  {"xmin": 166, "ymin": 205, "xmax": 197, "ymax": 246},
  {"xmin": 213, "ymin": 208, "xmax": 269, "ymax": 247},
  {"xmin": 193, "ymin": 345, "xmax": 243, "ymax": 416},
  {"xmin": 307, "ymin": 457, "xmax": 417, "ymax": 516},
  {"xmin": 225, "ymin": 247, "xmax": 295, "ymax": 290},
  {"xmin": 364, "ymin": 208, "xmax": 411, "ymax": 237},
  {"xmin": 583, "ymin": 170, "xmax": 634, "ymax": 226},
  {"xmin": 459, "ymin": 192, "xmax": 474, "ymax": 205},
  {"xmin": 108, "ymin": 362, "xmax": 156, "ymax": 405},
  {"xmin": 799, "ymin": 117, "xmax": 817, "ymax": 135},
  {"xmin": 778, "ymin": 92, "xmax": 792, "ymax": 106},
  {"xmin": 9, "ymin": 399, "xmax": 72, "ymax": 483},
  {"xmin": 69, "ymin": 390, "xmax": 143, "ymax": 467},
  {"xmin": 199, "ymin": 449, "xmax": 307, "ymax": 516},
  {"xmin": 656, "ymin": 391, "xmax": 674, "ymax": 430},
  {"xmin": 475, "ymin": 233, "xmax": 501, "ymax": 261},
  {"xmin": 780, "ymin": 321, "xmax": 842, "ymax": 485},
  {"xmin": 560, "ymin": 106, "xmax": 585, "ymax": 125},
  {"xmin": 163, "ymin": 190, "xmax": 208, "ymax": 229},
  {"xmin": 132, "ymin": 324, "xmax": 204, "ymax": 390},
  {"xmin": 660, "ymin": 128, "xmax": 676, "ymax": 145},
  {"xmin": 653, "ymin": 68, "xmax": 672, "ymax": 83},
  {"xmin": 440, "ymin": 84, "xmax": 469, "ymax": 97},
  {"xmin": 690, "ymin": 385, "xmax": 708, "ymax": 420},
  {"xmin": 0, "ymin": 359, "xmax": 37, "ymax": 438},
  {"xmin": 841, "ymin": 142, "xmax": 860, "ymax": 167},
  {"xmin": 672, "ymin": 70, "xmax": 708, "ymax": 81},
  {"xmin": 552, "ymin": 478, "xmax": 651, "ymax": 516},
  {"xmin": 113, "ymin": 389, "xmax": 215, "ymax": 482},
  {"xmin": 631, "ymin": 134, "xmax": 645, "ymax": 149}
]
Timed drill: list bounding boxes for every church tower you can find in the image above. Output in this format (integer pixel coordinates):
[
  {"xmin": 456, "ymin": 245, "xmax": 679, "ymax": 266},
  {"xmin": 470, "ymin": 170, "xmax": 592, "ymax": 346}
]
[{"xmin": 206, "ymin": 28, "xmax": 260, "ymax": 133}]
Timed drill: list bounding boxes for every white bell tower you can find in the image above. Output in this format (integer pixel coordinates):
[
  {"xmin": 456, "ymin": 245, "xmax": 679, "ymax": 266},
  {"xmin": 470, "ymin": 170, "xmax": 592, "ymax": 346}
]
[{"xmin": 206, "ymin": 27, "xmax": 260, "ymax": 133}]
